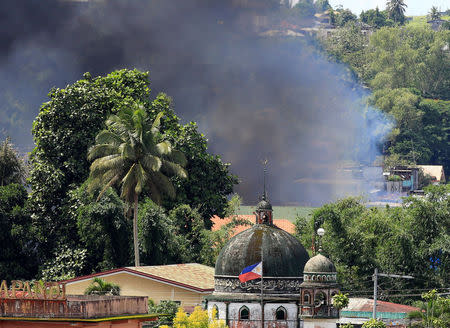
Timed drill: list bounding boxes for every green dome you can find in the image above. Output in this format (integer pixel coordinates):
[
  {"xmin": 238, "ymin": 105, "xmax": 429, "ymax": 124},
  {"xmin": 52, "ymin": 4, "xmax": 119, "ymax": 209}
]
[
  {"xmin": 303, "ymin": 253, "xmax": 336, "ymax": 273},
  {"xmin": 215, "ymin": 224, "xmax": 309, "ymax": 277}
]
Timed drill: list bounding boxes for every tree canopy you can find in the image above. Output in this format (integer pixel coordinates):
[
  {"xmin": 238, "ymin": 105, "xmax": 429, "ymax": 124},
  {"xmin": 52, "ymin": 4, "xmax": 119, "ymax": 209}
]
[
  {"xmin": 295, "ymin": 185, "xmax": 450, "ymax": 300},
  {"xmin": 29, "ymin": 69, "xmax": 236, "ymax": 273}
]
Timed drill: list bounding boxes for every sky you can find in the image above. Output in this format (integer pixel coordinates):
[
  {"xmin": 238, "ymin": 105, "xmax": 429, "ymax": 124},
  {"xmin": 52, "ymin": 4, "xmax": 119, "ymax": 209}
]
[{"xmin": 325, "ymin": 0, "xmax": 449, "ymax": 16}]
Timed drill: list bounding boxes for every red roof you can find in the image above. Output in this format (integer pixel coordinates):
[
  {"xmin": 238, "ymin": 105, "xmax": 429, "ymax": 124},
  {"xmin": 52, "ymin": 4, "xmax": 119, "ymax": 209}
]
[
  {"xmin": 345, "ymin": 298, "xmax": 419, "ymax": 313},
  {"xmin": 211, "ymin": 215, "xmax": 296, "ymax": 235}
]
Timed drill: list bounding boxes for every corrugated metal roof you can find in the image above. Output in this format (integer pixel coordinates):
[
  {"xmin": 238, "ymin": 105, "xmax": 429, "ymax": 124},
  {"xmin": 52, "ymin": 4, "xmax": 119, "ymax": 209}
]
[{"xmin": 343, "ymin": 298, "xmax": 419, "ymax": 315}]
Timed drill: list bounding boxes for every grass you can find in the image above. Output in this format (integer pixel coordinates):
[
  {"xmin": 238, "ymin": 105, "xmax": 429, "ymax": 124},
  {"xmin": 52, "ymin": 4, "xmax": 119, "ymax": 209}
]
[{"xmin": 237, "ymin": 206, "xmax": 315, "ymax": 222}]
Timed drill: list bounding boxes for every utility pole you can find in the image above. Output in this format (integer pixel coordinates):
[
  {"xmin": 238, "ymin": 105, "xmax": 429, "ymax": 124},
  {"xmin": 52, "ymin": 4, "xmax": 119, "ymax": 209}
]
[{"xmin": 372, "ymin": 269, "xmax": 413, "ymax": 319}]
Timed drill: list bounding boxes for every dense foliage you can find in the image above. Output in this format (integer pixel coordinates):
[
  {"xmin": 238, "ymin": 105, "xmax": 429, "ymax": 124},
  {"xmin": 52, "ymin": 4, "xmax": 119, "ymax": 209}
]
[
  {"xmin": 0, "ymin": 183, "xmax": 36, "ymax": 280},
  {"xmin": 295, "ymin": 185, "xmax": 450, "ymax": 301},
  {"xmin": 322, "ymin": 24, "xmax": 450, "ymax": 175},
  {"xmin": 407, "ymin": 289, "xmax": 450, "ymax": 328},
  {"xmin": 87, "ymin": 107, "xmax": 187, "ymax": 266},
  {"xmin": 0, "ymin": 138, "xmax": 26, "ymax": 186},
  {"xmin": 29, "ymin": 69, "xmax": 236, "ymax": 272}
]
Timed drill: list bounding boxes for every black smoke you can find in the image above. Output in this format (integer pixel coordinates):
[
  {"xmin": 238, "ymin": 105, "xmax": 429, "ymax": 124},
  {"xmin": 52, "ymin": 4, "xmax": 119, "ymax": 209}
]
[{"xmin": 0, "ymin": 0, "xmax": 390, "ymax": 206}]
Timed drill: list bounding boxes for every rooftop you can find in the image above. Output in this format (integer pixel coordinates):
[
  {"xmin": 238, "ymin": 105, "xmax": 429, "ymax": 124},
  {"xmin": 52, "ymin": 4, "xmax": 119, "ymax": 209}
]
[
  {"xmin": 342, "ymin": 298, "xmax": 419, "ymax": 319},
  {"xmin": 65, "ymin": 263, "xmax": 215, "ymax": 292}
]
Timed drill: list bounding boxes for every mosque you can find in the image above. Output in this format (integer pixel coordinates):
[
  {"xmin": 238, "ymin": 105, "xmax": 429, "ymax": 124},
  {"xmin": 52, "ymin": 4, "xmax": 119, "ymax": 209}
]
[{"xmin": 206, "ymin": 190, "xmax": 340, "ymax": 328}]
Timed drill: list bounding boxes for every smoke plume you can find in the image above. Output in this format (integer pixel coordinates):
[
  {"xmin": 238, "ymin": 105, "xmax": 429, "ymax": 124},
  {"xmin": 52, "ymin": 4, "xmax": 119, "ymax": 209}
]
[{"xmin": 0, "ymin": 0, "xmax": 391, "ymax": 206}]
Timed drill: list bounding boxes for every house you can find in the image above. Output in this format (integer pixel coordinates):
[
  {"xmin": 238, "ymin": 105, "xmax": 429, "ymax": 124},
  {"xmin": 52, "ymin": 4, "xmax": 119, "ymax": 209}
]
[
  {"xmin": 417, "ymin": 165, "xmax": 446, "ymax": 184},
  {"xmin": 340, "ymin": 298, "xmax": 420, "ymax": 328},
  {"xmin": 427, "ymin": 19, "xmax": 448, "ymax": 31},
  {"xmin": 211, "ymin": 214, "xmax": 296, "ymax": 236},
  {"xmin": 64, "ymin": 263, "xmax": 214, "ymax": 311}
]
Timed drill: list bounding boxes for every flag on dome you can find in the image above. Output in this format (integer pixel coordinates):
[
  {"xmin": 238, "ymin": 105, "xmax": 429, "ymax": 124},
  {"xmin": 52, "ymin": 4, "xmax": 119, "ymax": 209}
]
[{"xmin": 239, "ymin": 262, "xmax": 262, "ymax": 283}]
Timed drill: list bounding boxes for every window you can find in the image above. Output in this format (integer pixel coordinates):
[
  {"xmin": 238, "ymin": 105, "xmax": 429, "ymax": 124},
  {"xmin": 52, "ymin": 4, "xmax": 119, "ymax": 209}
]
[
  {"xmin": 212, "ymin": 305, "xmax": 219, "ymax": 319},
  {"xmin": 239, "ymin": 306, "xmax": 250, "ymax": 320},
  {"xmin": 303, "ymin": 292, "xmax": 311, "ymax": 304},
  {"xmin": 275, "ymin": 306, "xmax": 286, "ymax": 320}
]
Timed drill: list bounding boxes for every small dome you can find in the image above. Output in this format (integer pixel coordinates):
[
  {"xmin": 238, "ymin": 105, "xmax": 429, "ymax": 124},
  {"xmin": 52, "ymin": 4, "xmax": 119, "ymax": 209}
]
[
  {"xmin": 304, "ymin": 253, "xmax": 336, "ymax": 273},
  {"xmin": 215, "ymin": 224, "xmax": 309, "ymax": 277}
]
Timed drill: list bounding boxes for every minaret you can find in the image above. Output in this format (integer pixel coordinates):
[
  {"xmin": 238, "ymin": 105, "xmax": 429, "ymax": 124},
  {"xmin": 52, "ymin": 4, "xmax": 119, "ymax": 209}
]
[{"xmin": 255, "ymin": 160, "xmax": 273, "ymax": 225}]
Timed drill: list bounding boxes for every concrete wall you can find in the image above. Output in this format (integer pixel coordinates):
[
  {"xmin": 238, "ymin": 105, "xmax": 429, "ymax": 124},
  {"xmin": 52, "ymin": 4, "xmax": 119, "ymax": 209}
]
[
  {"xmin": 65, "ymin": 272, "xmax": 208, "ymax": 309},
  {"xmin": 208, "ymin": 302, "xmax": 298, "ymax": 328}
]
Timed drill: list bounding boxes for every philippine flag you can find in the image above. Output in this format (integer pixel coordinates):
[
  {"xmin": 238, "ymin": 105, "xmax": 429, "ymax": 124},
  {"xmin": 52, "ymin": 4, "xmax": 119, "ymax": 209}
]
[{"xmin": 239, "ymin": 262, "xmax": 262, "ymax": 283}]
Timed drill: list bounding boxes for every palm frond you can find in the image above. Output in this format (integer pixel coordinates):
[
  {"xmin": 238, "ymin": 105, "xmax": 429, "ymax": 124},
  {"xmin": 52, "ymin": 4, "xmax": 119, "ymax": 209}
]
[
  {"xmin": 96, "ymin": 174, "xmax": 120, "ymax": 201},
  {"xmin": 121, "ymin": 163, "xmax": 139, "ymax": 202},
  {"xmin": 134, "ymin": 163, "xmax": 147, "ymax": 195},
  {"xmin": 148, "ymin": 171, "xmax": 176, "ymax": 199},
  {"xmin": 156, "ymin": 140, "xmax": 172, "ymax": 155},
  {"xmin": 146, "ymin": 180, "xmax": 162, "ymax": 204},
  {"xmin": 90, "ymin": 155, "xmax": 124, "ymax": 176},
  {"xmin": 161, "ymin": 160, "xmax": 187, "ymax": 179},
  {"xmin": 140, "ymin": 154, "xmax": 162, "ymax": 172},
  {"xmin": 151, "ymin": 112, "xmax": 164, "ymax": 135},
  {"xmin": 119, "ymin": 142, "xmax": 135, "ymax": 161},
  {"xmin": 166, "ymin": 149, "xmax": 187, "ymax": 167},
  {"xmin": 87, "ymin": 144, "xmax": 120, "ymax": 161},
  {"xmin": 95, "ymin": 130, "xmax": 123, "ymax": 146}
]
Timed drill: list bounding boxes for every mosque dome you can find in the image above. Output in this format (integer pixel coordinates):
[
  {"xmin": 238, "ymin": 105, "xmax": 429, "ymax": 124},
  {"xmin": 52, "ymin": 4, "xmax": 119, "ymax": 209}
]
[
  {"xmin": 215, "ymin": 223, "xmax": 309, "ymax": 277},
  {"xmin": 303, "ymin": 253, "xmax": 336, "ymax": 273},
  {"xmin": 301, "ymin": 253, "xmax": 338, "ymax": 287}
]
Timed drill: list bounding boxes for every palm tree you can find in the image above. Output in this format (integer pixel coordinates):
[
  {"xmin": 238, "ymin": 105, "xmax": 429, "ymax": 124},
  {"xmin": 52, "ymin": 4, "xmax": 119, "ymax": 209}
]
[
  {"xmin": 87, "ymin": 105, "xmax": 187, "ymax": 266},
  {"xmin": 84, "ymin": 277, "xmax": 120, "ymax": 296},
  {"xmin": 386, "ymin": 0, "xmax": 407, "ymax": 24},
  {"xmin": 429, "ymin": 6, "xmax": 441, "ymax": 20}
]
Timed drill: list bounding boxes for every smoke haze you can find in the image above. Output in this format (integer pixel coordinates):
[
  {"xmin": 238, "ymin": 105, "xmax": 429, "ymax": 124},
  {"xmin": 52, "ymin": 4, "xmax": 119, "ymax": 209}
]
[{"xmin": 0, "ymin": 0, "xmax": 391, "ymax": 206}]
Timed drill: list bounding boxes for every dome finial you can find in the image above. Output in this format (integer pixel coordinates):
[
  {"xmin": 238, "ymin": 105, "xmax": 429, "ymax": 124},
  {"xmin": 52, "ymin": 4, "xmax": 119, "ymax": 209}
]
[
  {"xmin": 262, "ymin": 158, "xmax": 268, "ymax": 201},
  {"xmin": 317, "ymin": 228, "xmax": 325, "ymax": 253},
  {"xmin": 255, "ymin": 159, "xmax": 272, "ymax": 225}
]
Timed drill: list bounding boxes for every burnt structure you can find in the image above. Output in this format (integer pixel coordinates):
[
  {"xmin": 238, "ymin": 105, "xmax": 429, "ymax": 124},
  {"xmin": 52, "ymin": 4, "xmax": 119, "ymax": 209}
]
[{"xmin": 207, "ymin": 191, "xmax": 340, "ymax": 328}]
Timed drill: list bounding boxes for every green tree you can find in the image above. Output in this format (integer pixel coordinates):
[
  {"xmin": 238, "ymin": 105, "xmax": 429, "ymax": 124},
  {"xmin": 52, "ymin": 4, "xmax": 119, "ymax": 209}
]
[
  {"xmin": 87, "ymin": 106, "xmax": 187, "ymax": 266},
  {"xmin": 40, "ymin": 245, "xmax": 87, "ymax": 281},
  {"xmin": 71, "ymin": 184, "xmax": 132, "ymax": 272},
  {"xmin": 138, "ymin": 199, "xmax": 181, "ymax": 265},
  {"xmin": 293, "ymin": 0, "xmax": 316, "ymax": 18},
  {"xmin": 148, "ymin": 300, "xmax": 180, "ymax": 326},
  {"xmin": 30, "ymin": 69, "xmax": 237, "ymax": 263},
  {"xmin": 332, "ymin": 292, "xmax": 349, "ymax": 325},
  {"xmin": 30, "ymin": 69, "xmax": 152, "ymax": 259},
  {"xmin": 360, "ymin": 8, "xmax": 392, "ymax": 28},
  {"xmin": 315, "ymin": 0, "xmax": 331, "ymax": 12},
  {"xmin": 362, "ymin": 319, "xmax": 386, "ymax": 328},
  {"xmin": 336, "ymin": 9, "xmax": 357, "ymax": 27},
  {"xmin": 386, "ymin": 0, "xmax": 407, "ymax": 24},
  {"xmin": 84, "ymin": 277, "xmax": 120, "ymax": 296},
  {"xmin": 0, "ymin": 183, "xmax": 37, "ymax": 280},
  {"xmin": 429, "ymin": 6, "xmax": 441, "ymax": 20},
  {"xmin": 0, "ymin": 138, "xmax": 26, "ymax": 186},
  {"xmin": 408, "ymin": 289, "xmax": 450, "ymax": 328}
]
